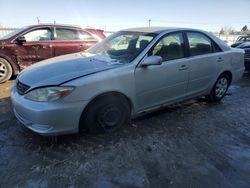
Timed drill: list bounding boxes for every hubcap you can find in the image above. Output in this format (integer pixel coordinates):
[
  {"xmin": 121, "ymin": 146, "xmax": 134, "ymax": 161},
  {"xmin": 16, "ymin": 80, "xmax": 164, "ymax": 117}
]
[
  {"xmin": 0, "ymin": 62, "xmax": 7, "ymax": 78},
  {"xmin": 97, "ymin": 105, "xmax": 122, "ymax": 130},
  {"xmin": 215, "ymin": 77, "xmax": 228, "ymax": 98}
]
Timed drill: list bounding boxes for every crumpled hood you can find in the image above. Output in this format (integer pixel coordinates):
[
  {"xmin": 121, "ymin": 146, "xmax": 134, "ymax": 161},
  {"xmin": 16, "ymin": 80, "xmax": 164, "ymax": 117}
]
[
  {"xmin": 0, "ymin": 39, "xmax": 6, "ymax": 46},
  {"xmin": 18, "ymin": 53, "xmax": 124, "ymax": 88}
]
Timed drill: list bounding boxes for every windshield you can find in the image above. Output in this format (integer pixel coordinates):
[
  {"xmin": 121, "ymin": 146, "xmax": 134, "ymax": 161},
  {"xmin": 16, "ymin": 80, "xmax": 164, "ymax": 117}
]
[
  {"xmin": 237, "ymin": 37, "xmax": 244, "ymax": 42},
  {"xmin": 0, "ymin": 26, "xmax": 30, "ymax": 40},
  {"xmin": 87, "ymin": 31, "xmax": 156, "ymax": 63},
  {"xmin": 237, "ymin": 36, "xmax": 250, "ymax": 42}
]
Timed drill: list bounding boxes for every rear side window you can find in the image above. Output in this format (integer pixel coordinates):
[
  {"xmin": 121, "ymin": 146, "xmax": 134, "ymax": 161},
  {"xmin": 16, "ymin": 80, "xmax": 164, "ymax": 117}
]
[
  {"xmin": 55, "ymin": 28, "xmax": 80, "ymax": 40},
  {"xmin": 79, "ymin": 30, "xmax": 96, "ymax": 41},
  {"xmin": 187, "ymin": 32, "xmax": 213, "ymax": 56},
  {"xmin": 24, "ymin": 29, "xmax": 52, "ymax": 42},
  {"xmin": 150, "ymin": 33, "xmax": 185, "ymax": 61}
]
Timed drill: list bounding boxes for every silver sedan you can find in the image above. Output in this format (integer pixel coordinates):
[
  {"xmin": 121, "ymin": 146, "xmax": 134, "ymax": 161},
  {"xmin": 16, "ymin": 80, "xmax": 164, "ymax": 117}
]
[{"xmin": 11, "ymin": 27, "xmax": 245, "ymax": 136}]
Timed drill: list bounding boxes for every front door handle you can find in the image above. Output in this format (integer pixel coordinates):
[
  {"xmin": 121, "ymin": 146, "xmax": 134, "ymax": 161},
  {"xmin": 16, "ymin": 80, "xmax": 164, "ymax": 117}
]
[
  {"xmin": 179, "ymin": 64, "xmax": 189, "ymax": 71},
  {"xmin": 217, "ymin": 57, "xmax": 224, "ymax": 62}
]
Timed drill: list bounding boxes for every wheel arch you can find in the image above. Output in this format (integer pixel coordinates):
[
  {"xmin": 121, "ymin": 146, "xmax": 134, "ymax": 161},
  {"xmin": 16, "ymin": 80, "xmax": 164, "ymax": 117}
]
[
  {"xmin": 220, "ymin": 70, "xmax": 232, "ymax": 85},
  {"xmin": 79, "ymin": 91, "xmax": 134, "ymax": 129},
  {"xmin": 0, "ymin": 55, "xmax": 19, "ymax": 75}
]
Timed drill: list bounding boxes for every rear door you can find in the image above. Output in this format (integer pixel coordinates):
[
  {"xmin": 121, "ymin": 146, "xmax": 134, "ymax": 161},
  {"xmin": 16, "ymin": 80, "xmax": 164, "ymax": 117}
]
[
  {"xmin": 52, "ymin": 27, "xmax": 83, "ymax": 56},
  {"xmin": 52, "ymin": 27, "xmax": 97, "ymax": 56},
  {"xmin": 15, "ymin": 27, "xmax": 53, "ymax": 69},
  {"xmin": 79, "ymin": 30, "xmax": 99, "ymax": 49},
  {"xmin": 185, "ymin": 32, "xmax": 223, "ymax": 96}
]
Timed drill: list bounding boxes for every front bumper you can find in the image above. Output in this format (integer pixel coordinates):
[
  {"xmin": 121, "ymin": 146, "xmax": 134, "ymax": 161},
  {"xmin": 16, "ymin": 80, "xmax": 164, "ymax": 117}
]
[{"xmin": 11, "ymin": 86, "xmax": 88, "ymax": 136}]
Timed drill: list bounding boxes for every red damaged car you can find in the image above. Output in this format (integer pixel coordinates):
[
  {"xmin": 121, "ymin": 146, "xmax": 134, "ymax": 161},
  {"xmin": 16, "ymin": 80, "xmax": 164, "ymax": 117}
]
[{"xmin": 0, "ymin": 24, "xmax": 105, "ymax": 83}]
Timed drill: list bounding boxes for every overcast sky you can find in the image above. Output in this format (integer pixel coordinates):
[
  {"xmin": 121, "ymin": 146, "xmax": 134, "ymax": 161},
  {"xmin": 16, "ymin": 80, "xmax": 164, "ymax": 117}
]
[{"xmin": 0, "ymin": 0, "xmax": 249, "ymax": 31}]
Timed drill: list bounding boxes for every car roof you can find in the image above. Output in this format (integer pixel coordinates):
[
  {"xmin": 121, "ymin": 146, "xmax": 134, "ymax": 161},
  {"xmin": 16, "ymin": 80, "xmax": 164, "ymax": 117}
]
[
  {"xmin": 29, "ymin": 23, "xmax": 82, "ymax": 28},
  {"xmin": 121, "ymin": 27, "xmax": 231, "ymax": 52},
  {"xmin": 120, "ymin": 27, "xmax": 201, "ymax": 34},
  {"xmin": 27, "ymin": 24, "xmax": 86, "ymax": 30}
]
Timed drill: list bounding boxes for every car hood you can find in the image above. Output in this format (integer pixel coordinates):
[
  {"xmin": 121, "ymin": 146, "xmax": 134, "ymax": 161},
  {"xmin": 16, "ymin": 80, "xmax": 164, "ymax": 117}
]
[
  {"xmin": 231, "ymin": 42, "xmax": 243, "ymax": 47},
  {"xmin": 237, "ymin": 42, "xmax": 250, "ymax": 48},
  {"xmin": 18, "ymin": 52, "xmax": 125, "ymax": 88}
]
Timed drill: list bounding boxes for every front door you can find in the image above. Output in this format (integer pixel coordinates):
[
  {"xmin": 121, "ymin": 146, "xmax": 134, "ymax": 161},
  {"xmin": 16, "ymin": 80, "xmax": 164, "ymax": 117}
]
[
  {"xmin": 135, "ymin": 32, "xmax": 189, "ymax": 111},
  {"xmin": 15, "ymin": 28, "xmax": 53, "ymax": 69}
]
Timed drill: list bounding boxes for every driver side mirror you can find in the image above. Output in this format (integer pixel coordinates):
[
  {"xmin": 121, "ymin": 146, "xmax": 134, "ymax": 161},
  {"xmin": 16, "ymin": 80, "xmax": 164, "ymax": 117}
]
[
  {"xmin": 15, "ymin": 36, "xmax": 26, "ymax": 44},
  {"xmin": 141, "ymin": 56, "xmax": 162, "ymax": 67}
]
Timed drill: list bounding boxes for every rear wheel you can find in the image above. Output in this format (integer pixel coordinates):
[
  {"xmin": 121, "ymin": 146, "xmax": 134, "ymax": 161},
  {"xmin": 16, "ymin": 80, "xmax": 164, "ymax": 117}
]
[
  {"xmin": 206, "ymin": 73, "xmax": 230, "ymax": 102},
  {"xmin": 80, "ymin": 95, "xmax": 131, "ymax": 133},
  {"xmin": 0, "ymin": 58, "xmax": 13, "ymax": 83}
]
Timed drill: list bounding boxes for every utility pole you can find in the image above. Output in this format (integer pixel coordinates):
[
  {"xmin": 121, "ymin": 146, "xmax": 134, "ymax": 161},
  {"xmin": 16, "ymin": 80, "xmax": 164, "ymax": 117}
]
[
  {"xmin": 36, "ymin": 17, "xmax": 40, "ymax": 24},
  {"xmin": 148, "ymin": 19, "xmax": 151, "ymax": 27}
]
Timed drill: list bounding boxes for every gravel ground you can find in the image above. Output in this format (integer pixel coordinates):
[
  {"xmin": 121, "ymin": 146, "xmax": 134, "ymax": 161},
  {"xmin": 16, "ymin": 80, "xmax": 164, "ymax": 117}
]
[{"xmin": 0, "ymin": 74, "xmax": 250, "ymax": 188}]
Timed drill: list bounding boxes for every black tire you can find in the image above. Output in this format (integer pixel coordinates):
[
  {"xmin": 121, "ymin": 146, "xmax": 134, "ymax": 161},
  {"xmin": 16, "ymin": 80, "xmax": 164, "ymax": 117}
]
[
  {"xmin": 0, "ymin": 58, "xmax": 13, "ymax": 83},
  {"xmin": 80, "ymin": 95, "xmax": 131, "ymax": 133},
  {"xmin": 206, "ymin": 73, "xmax": 230, "ymax": 102}
]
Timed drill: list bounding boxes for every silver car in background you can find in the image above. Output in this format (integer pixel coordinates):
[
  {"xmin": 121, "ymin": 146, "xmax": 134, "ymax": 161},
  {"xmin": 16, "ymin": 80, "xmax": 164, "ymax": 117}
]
[{"xmin": 11, "ymin": 27, "xmax": 245, "ymax": 136}]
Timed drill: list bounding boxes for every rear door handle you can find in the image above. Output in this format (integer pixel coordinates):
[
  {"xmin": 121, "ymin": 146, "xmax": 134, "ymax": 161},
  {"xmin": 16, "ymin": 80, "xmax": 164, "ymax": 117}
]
[
  {"xmin": 179, "ymin": 64, "xmax": 189, "ymax": 71},
  {"xmin": 42, "ymin": 44, "xmax": 53, "ymax": 49}
]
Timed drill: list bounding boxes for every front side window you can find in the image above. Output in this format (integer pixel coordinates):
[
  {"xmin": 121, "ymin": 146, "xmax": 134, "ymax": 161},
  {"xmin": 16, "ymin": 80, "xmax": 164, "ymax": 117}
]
[
  {"xmin": 56, "ymin": 28, "xmax": 80, "ymax": 40},
  {"xmin": 187, "ymin": 32, "xmax": 213, "ymax": 56},
  {"xmin": 87, "ymin": 31, "xmax": 156, "ymax": 63},
  {"xmin": 23, "ymin": 29, "xmax": 52, "ymax": 42},
  {"xmin": 150, "ymin": 33, "xmax": 185, "ymax": 61}
]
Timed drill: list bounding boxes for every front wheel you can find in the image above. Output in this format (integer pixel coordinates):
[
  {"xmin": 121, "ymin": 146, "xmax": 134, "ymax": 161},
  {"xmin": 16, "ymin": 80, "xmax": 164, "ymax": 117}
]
[
  {"xmin": 80, "ymin": 95, "xmax": 131, "ymax": 133},
  {"xmin": 206, "ymin": 74, "xmax": 230, "ymax": 102},
  {"xmin": 0, "ymin": 58, "xmax": 13, "ymax": 83}
]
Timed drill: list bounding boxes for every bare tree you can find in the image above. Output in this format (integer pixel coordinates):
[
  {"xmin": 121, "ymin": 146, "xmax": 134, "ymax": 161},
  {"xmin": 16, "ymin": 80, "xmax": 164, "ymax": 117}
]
[{"xmin": 219, "ymin": 28, "xmax": 225, "ymax": 35}]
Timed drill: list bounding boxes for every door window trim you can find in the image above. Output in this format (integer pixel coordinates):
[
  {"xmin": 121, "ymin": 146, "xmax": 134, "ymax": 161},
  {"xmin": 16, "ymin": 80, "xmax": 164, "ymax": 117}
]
[
  {"xmin": 23, "ymin": 28, "xmax": 53, "ymax": 43},
  {"xmin": 12, "ymin": 27, "xmax": 53, "ymax": 43}
]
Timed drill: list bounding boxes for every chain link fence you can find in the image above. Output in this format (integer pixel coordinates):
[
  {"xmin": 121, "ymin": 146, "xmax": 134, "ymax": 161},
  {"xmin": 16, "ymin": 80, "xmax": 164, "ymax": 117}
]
[{"xmin": 0, "ymin": 27, "xmax": 18, "ymax": 37}]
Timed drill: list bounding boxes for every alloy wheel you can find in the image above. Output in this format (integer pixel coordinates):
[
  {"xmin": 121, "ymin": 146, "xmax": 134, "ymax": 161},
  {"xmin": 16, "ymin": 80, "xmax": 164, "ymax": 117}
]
[
  {"xmin": 215, "ymin": 77, "xmax": 228, "ymax": 98},
  {"xmin": 0, "ymin": 61, "xmax": 7, "ymax": 79}
]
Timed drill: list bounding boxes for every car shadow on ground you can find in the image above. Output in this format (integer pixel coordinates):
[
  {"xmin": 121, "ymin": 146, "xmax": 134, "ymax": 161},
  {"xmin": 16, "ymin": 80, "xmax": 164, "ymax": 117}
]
[
  {"xmin": 6, "ymin": 96, "xmax": 216, "ymax": 149},
  {"xmin": 2, "ymin": 73, "xmax": 249, "ymax": 147}
]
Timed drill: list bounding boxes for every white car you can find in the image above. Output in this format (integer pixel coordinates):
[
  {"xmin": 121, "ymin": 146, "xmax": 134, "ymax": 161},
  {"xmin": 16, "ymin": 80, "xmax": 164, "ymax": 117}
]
[{"xmin": 11, "ymin": 27, "xmax": 245, "ymax": 136}]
